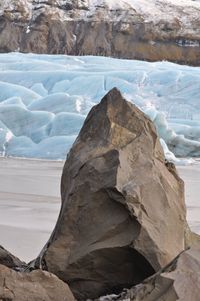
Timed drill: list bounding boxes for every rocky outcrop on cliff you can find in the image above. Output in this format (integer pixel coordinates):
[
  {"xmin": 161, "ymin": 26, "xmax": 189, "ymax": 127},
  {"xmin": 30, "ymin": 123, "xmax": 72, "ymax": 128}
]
[
  {"xmin": 34, "ymin": 88, "xmax": 189, "ymax": 300},
  {"xmin": 0, "ymin": 263, "xmax": 75, "ymax": 301},
  {"xmin": 0, "ymin": 0, "xmax": 200, "ymax": 64}
]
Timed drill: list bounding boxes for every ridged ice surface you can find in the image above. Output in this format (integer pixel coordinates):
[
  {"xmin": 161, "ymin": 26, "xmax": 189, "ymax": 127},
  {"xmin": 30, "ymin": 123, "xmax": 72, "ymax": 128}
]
[{"xmin": 0, "ymin": 52, "xmax": 200, "ymax": 160}]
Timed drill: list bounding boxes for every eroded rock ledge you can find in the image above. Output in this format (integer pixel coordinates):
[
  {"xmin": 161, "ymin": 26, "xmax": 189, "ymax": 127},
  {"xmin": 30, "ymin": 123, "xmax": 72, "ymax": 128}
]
[{"xmin": 0, "ymin": 0, "xmax": 200, "ymax": 65}]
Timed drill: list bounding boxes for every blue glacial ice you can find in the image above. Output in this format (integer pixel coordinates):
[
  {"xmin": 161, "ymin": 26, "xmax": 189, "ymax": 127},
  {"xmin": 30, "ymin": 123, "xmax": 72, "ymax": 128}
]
[{"xmin": 0, "ymin": 52, "xmax": 199, "ymax": 161}]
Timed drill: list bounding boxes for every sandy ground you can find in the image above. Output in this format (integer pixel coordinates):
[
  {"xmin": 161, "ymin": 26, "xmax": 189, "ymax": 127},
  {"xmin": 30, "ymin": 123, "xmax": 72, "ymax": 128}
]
[
  {"xmin": 0, "ymin": 157, "xmax": 199, "ymax": 263},
  {"xmin": 0, "ymin": 157, "xmax": 63, "ymax": 262},
  {"xmin": 178, "ymin": 163, "xmax": 200, "ymax": 235}
]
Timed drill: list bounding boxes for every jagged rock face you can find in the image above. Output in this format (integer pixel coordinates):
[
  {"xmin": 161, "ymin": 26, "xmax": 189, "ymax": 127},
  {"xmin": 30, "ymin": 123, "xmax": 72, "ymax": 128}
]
[
  {"xmin": 0, "ymin": 263, "xmax": 75, "ymax": 301},
  {"xmin": 0, "ymin": 246, "xmax": 26, "ymax": 270},
  {"xmin": 36, "ymin": 88, "xmax": 188, "ymax": 300},
  {"xmin": 0, "ymin": 0, "xmax": 200, "ymax": 65}
]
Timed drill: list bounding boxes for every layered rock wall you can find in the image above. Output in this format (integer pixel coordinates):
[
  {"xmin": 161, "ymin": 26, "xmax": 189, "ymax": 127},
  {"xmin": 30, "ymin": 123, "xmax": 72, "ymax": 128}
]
[{"xmin": 0, "ymin": 0, "xmax": 200, "ymax": 65}]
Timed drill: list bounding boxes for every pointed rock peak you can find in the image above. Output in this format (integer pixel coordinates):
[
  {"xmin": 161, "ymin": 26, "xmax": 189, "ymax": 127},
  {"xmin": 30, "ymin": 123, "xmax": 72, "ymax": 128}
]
[
  {"xmin": 77, "ymin": 87, "xmax": 158, "ymax": 150},
  {"xmin": 100, "ymin": 87, "xmax": 126, "ymax": 107}
]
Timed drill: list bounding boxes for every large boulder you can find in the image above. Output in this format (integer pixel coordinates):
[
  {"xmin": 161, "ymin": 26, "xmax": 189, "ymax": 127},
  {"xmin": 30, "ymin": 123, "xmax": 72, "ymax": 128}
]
[
  {"xmin": 0, "ymin": 263, "xmax": 75, "ymax": 301},
  {"xmin": 36, "ymin": 88, "xmax": 188, "ymax": 300}
]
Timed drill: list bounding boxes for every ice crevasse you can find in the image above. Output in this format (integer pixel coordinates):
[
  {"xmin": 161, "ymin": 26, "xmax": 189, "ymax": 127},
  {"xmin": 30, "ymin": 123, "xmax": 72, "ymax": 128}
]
[{"xmin": 0, "ymin": 52, "xmax": 199, "ymax": 162}]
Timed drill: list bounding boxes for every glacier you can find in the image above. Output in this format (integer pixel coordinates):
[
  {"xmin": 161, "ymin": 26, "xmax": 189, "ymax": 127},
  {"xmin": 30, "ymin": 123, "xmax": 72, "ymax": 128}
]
[{"xmin": 0, "ymin": 52, "xmax": 199, "ymax": 160}]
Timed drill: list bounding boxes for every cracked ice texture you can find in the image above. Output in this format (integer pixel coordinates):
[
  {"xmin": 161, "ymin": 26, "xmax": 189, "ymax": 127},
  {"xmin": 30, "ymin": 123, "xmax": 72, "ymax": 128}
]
[{"xmin": 0, "ymin": 52, "xmax": 199, "ymax": 160}]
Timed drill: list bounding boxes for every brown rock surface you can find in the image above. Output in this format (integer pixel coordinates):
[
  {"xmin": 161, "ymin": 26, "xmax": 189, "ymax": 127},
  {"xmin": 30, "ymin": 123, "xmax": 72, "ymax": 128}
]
[
  {"xmin": 0, "ymin": 263, "xmax": 75, "ymax": 301},
  {"xmin": 0, "ymin": 0, "xmax": 200, "ymax": 65},
  {"xmin": 35, "ymin": 88, "xmax": 188, "ymax": 300}
]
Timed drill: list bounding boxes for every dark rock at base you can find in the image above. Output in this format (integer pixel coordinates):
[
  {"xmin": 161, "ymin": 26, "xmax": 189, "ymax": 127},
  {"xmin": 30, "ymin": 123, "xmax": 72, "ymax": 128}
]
[
  {"xmin": 36, "ymin": 88, "xmax": 189, "ymax": 300},
  {"xmin": 112, "ymin": 245, "xmax": 200, "ymax": 301},
  {"xmin": 0, "ymin": 245, "xmax": 26, "ymax": 270},
  {"xmin": 95, "ymin": 235, "xmax": 200, "ymax": 300},
  {"xmin": 0, "ymin": 263, "xmax": 75, "ymax": 301}
]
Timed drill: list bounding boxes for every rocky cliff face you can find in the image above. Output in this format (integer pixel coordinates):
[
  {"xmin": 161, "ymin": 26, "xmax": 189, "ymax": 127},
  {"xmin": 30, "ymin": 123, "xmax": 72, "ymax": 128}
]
[
  {"xmin": 0, "ymin": 0, "xmax": 200, "ymax": 65},
  {"xmin": 35, "ymin": 88, "xmax": 189, "ymax": 300}
]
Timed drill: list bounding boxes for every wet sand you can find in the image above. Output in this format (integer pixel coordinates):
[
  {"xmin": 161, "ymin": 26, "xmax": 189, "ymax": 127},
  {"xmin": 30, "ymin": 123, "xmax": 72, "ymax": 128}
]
[{"xmin": 0, "ymin": 157, "xmax": 199, "ymax": 262}]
